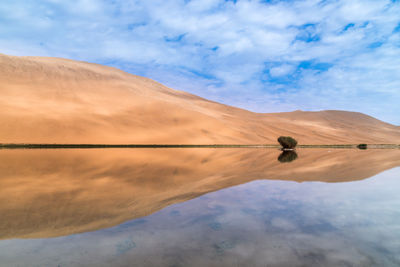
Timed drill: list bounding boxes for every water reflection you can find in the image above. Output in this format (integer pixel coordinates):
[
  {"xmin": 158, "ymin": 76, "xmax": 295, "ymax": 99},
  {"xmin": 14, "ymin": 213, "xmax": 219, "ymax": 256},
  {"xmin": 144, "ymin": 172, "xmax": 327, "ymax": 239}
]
[
  {"xmin": 278, "ymin": 150, "xmax": 298, "ymax": 163},
  {"xmin": 0, "ymin": 148, "xmax": 400, "ymax": 266},
  {"xmin": 0, "ymin": 148, "xmax": 400, "ymax": 240}
]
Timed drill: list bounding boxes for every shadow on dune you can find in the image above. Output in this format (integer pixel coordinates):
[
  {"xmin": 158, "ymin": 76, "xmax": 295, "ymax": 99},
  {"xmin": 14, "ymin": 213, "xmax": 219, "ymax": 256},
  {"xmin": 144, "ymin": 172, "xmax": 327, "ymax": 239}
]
[{"xmin": 0, "ymin": 148, "xmax": 400, "ymax": 239}]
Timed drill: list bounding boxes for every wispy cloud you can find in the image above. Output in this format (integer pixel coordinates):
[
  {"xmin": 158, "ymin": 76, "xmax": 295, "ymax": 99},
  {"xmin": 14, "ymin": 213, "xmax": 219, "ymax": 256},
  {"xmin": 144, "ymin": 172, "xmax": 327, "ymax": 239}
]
[{"xmin": 1, "ymin": 0, "xmax": 399, "ymax": 124}]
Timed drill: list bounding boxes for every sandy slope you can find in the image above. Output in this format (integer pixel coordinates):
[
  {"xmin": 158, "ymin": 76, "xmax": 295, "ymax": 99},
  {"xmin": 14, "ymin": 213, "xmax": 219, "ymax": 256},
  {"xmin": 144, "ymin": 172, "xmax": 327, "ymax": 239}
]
[
  {"xmin": 1, "ymin": 148, "xmax": 400, "ymax": 239},
  {"xmin": 0, "ymin": 53, "xmax": 399, "ymax": 144}
]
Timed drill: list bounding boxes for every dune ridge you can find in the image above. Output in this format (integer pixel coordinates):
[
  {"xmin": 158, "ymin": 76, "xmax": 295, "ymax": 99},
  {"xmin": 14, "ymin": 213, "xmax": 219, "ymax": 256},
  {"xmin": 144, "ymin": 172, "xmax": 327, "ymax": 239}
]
[{"xmin": 1, "ymin": 53, "xmax": 399, "ymax": 144}]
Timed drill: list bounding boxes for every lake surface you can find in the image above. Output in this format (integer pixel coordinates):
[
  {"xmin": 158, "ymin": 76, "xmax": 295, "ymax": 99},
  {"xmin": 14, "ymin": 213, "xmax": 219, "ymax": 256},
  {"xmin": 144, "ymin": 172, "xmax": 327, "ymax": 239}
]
[{"xmin": 0, "ymin": 148, "xmax": 400, "ymax": 266}]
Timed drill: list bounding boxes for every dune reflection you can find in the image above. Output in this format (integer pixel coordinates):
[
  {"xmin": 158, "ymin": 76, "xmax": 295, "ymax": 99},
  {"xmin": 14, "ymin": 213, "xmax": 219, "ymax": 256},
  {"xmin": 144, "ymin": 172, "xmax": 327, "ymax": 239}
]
[{"xmin": 0, "ymin": 148, "xmax": 399, "ymax": 239}]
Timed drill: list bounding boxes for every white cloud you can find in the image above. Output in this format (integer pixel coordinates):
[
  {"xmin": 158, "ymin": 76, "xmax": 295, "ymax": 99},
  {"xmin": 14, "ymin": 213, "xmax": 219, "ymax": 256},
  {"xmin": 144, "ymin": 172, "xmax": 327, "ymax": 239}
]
[{"xmin": 269, "ymin": 64, "xmax": 295, "ymax": 77}]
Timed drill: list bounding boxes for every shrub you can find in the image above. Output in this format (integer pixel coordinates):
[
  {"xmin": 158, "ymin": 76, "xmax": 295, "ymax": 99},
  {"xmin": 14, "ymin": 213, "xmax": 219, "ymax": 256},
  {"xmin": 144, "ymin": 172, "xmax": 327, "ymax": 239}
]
[
  {"xmin": 278, "ymin": 151, "xmax": 298, "ymax": 163},
  {"xmin": 357, "ymin": 144, "xmax": 368, "ymax": 149},
  {"xmin": 277, "ymin": 136, "xmax": 298, "ymax": 149}
]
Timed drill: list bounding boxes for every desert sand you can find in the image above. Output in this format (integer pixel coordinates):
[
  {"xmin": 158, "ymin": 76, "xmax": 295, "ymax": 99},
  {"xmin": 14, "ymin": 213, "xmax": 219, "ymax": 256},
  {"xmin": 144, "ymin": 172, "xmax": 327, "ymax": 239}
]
[
  {"xmin": 1, "ymin": 148, "xmax": 400, "ymax": 239},
  {"xmin": 0, "ymin": 53, "xmax": 399, "ymax": 144}
]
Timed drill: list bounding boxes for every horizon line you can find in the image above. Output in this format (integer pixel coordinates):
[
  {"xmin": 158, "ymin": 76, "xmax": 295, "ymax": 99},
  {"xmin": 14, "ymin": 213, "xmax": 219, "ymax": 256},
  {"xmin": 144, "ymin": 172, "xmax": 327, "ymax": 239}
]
[{"xmin": 1, "ymin": 143, "xmax": 399, "ymax": 149}]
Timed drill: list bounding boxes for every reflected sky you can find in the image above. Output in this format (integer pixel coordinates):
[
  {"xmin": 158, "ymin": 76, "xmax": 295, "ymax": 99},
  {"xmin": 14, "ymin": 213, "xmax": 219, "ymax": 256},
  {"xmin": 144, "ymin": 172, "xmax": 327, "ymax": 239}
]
[{"xmin": 0, "ymin": 149, "xmax": 400, "ymax": 266}]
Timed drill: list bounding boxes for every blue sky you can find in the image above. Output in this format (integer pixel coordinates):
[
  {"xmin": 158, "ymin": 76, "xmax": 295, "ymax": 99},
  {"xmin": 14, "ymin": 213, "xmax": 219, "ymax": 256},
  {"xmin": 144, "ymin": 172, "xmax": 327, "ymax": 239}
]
[{"xmin": 1, "ymin": 0, "xmax": 400, "ymax": 124}]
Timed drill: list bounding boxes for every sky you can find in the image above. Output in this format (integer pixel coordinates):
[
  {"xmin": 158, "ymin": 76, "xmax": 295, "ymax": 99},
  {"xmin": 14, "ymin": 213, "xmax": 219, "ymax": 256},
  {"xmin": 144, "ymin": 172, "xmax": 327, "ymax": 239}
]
[{"xmin": 1, "ymin": 0, "xmax": 399, "ymax": 125}]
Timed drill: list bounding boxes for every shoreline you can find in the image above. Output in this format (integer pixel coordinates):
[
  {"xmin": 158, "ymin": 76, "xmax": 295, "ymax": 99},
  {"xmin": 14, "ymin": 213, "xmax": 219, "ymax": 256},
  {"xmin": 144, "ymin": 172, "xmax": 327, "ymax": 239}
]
[{"xmin": 1, "ymin": 144, "xmax": 399, "ymax": 149}]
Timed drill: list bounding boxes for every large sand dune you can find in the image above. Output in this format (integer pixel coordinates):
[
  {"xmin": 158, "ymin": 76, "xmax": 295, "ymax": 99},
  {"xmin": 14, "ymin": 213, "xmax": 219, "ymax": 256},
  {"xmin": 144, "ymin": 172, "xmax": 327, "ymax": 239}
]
[{"xmin": 0, "ymin": 53, "xmax": 399, "ymax": 144}]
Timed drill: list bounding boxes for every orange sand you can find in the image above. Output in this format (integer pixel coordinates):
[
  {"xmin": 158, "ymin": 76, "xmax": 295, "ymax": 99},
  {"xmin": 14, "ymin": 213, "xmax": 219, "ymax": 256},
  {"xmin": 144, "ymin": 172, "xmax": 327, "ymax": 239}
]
[{"xmin": 1, "ymin": 53, "xmax": 399, "ymax": 144}]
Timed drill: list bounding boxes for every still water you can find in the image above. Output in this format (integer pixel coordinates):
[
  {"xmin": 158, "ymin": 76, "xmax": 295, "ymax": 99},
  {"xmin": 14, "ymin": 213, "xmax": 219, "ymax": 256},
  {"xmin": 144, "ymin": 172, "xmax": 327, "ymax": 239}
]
[{"xmin": 0, "ymin": 148, "xmax": 400, "ymax": 266}]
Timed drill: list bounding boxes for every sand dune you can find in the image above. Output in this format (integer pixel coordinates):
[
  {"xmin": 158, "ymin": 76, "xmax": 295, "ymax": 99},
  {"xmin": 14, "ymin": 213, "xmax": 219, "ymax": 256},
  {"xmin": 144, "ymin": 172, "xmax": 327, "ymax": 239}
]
[
  {"xmin": 1, "ymin": 148, "xmax": 400, "ymax": 239},
  {"xmin": 0, "ymin": 53, "xmax": 399, "ymax": 144}
]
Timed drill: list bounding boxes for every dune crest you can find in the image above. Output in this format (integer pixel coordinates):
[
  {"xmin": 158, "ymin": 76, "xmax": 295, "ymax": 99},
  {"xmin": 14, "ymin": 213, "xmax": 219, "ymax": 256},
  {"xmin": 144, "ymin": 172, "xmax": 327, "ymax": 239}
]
[{"xmin": 0, "ymin": 53, "xmax": 399, "ymax": 144}]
